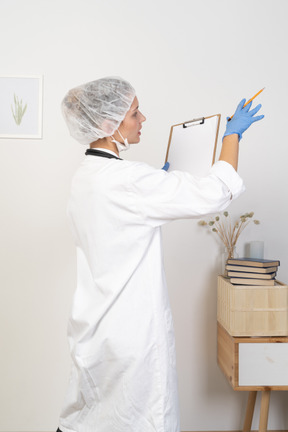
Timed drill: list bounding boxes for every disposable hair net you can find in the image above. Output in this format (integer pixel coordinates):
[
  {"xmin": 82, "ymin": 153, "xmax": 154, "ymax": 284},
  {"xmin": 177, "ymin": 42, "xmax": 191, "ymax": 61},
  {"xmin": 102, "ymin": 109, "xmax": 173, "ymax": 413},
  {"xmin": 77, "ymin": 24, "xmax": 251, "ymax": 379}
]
[{"xmin": 61, "ymin": 77, "xmax": 136, "ymax": 145}]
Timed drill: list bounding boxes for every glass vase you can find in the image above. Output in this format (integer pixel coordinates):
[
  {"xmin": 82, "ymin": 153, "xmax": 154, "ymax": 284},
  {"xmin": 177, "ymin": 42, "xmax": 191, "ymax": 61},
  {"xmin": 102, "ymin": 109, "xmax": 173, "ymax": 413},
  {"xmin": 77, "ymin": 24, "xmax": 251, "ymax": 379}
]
[{"xmin": 222, "ymin": 246, "xmax": 238, "ymax": 276}]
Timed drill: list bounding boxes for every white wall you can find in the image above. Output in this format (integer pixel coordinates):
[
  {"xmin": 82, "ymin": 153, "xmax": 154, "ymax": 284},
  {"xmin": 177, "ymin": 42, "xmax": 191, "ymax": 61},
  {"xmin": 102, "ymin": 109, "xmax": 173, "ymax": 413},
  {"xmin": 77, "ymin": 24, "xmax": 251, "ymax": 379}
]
[{"xmin": 1, "ymin": 0, "xmax": 288, "ymax": 430}]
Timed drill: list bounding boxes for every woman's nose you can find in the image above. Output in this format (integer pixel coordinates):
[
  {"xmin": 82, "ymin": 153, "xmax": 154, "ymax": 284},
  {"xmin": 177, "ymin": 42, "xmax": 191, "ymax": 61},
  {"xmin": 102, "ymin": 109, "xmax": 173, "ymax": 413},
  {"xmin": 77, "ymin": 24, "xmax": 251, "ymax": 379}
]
[{"xmin": 140, "ymin": 112, "xmax": 146, "ymax": 122}]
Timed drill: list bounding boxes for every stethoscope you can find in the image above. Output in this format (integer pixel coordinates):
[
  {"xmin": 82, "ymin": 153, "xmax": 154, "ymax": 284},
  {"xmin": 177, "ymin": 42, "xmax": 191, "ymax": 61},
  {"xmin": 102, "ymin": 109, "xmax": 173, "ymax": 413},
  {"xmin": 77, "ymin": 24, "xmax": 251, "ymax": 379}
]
[{"xmin": 85, "ymin": 148, "xmax": 122, "ymax": 160}]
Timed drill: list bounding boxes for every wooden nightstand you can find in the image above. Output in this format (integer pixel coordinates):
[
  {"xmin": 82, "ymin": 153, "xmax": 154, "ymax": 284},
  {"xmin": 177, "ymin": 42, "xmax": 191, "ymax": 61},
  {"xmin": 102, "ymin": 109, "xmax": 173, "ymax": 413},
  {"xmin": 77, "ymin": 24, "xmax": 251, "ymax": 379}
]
[{"xmin": 217, "ymin": 322, "xmax": 288, "ymax": 432}]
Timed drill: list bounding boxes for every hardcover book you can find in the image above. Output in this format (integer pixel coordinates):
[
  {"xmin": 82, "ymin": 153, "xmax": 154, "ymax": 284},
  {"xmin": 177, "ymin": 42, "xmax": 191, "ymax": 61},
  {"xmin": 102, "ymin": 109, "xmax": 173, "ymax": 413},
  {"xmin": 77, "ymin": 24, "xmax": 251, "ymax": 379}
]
[
  {"xmin": 227, "ymin": 258, "xmax": 280, "ymax": 268},
  {"xmin": 226, "ymin": 265, "xmax": 278, "ymax": 274},
  {"xmin": 229, "ymin": 277, "xmax": 275, "ymax": 286},
  {"xmin": 227, "ymin": 271, "xmax": 276, "ymax": 279}
]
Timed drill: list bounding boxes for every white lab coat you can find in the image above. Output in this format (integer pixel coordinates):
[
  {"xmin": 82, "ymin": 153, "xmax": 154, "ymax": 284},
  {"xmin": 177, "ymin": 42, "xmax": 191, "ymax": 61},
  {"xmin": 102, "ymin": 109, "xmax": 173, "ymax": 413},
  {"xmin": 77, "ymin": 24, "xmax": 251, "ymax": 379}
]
[{"xmin": 59, "ymin": 151, "xmax": 244, "ymax": 432}]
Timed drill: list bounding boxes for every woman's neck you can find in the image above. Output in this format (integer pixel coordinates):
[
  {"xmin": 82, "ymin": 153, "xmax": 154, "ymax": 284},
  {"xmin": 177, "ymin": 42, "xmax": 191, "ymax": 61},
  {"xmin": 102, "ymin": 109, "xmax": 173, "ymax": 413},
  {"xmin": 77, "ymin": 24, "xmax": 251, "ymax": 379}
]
[{"xmin": 90, "ymin": 137, "xmax": 119, "ymax": 156}]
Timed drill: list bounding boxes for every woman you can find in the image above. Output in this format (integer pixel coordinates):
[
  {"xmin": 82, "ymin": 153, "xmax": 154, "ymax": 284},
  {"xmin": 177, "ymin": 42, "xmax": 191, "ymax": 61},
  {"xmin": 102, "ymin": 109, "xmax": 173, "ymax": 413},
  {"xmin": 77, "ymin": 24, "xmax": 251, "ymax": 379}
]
[{"xmin": 58, "ymin": 77, "xmax": 263, "ymax": 432}]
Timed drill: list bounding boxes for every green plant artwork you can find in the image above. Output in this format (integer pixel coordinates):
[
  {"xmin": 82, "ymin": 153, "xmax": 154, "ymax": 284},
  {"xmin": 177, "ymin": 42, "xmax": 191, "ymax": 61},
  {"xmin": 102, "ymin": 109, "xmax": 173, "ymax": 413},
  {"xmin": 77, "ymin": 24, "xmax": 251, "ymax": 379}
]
[{"xmin": 11, "ymin": 94, "xmax": 27, "ymax": 126}]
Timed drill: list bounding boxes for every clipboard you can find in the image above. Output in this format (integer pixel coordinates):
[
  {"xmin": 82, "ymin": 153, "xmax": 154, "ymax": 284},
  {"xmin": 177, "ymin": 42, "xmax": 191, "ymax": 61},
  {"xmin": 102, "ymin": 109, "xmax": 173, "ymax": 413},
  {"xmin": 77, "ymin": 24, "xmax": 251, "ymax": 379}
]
[{"xmin": 165, "ymin": 114, "xmax": 221, "ymax": 176}]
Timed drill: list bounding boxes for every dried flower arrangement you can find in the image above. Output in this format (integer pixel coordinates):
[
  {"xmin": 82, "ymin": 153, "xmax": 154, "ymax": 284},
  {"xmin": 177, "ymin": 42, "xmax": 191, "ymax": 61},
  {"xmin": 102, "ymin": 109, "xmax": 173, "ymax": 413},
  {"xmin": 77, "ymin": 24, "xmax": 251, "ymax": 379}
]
[{"xmin": 198, "ymin": 211, "xmax": 260, "ymax": 260}]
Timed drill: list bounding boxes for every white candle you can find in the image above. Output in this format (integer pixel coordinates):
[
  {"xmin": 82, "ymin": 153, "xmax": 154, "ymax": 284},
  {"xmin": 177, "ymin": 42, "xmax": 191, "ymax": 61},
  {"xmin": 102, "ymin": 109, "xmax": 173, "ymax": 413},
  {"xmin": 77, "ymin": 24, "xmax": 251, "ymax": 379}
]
[{"xmin": 249, "ymin": 241, "xmax": 264, "ymax": 259}]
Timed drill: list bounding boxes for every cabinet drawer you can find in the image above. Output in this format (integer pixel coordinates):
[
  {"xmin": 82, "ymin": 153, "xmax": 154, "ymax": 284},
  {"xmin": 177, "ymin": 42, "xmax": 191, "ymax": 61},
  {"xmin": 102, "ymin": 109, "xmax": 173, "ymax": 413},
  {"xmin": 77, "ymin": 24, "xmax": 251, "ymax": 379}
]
[
  {"xmin": 239, "ymin": 343, "xmax": 288, "ymax": 386},
  {"xmin": 217, "ymin": 322, "xmax": 288, "ymax": 390}
]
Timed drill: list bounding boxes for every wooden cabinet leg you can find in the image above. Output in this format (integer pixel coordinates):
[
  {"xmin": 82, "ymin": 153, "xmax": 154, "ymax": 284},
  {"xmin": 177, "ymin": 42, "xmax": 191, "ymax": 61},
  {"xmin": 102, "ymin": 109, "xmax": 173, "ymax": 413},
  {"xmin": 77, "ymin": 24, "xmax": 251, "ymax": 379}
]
[
  {"xmin": 259, "ymin": 389, "xmax": 271, "ymax": 432},
  {"xmin": 243, "ymin": 391, "xmax": 257, "ymax": 432}
]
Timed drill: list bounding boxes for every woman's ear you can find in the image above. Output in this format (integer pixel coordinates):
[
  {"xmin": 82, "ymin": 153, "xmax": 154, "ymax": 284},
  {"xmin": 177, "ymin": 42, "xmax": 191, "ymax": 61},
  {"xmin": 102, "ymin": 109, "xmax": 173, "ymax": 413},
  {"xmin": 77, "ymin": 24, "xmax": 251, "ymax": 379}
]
[{"xmin": 101, "ymin": 119, "xmax": 117, "ymax": 136}]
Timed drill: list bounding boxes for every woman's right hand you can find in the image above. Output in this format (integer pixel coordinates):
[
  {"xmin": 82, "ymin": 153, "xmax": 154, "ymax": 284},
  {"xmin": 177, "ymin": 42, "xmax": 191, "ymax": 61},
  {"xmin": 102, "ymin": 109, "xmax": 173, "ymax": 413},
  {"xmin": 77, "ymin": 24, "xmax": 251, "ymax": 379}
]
[
  {"xmin": 223, "ymin": 99, "xmax": 264, "ymax": 141},
  {"xmin": 162, "ymin": 162, "xmax": 170, "ymax": 171}
]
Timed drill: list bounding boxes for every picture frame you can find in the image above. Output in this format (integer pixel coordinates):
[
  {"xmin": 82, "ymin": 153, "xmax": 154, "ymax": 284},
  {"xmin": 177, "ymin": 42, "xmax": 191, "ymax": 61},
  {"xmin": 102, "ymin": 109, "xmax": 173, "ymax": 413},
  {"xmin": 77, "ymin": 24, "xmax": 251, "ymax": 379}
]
[{"xmin": 0, "ymin": 75, "xmax": 43, "ymax": 139}]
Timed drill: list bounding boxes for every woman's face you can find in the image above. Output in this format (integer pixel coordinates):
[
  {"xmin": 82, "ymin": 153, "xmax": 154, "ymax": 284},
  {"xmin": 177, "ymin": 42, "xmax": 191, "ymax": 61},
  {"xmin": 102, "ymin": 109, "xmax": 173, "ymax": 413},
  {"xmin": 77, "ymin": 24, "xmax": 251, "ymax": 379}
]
[{"xmin": 116, "ymin": 96, "xmax": 146, "ymax": 144}]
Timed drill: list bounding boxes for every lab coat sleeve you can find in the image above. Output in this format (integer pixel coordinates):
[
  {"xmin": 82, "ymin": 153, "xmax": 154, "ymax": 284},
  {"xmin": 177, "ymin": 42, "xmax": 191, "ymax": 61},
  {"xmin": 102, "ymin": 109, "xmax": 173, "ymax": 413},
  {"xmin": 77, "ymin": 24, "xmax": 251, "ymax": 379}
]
[{"xmin": 131, "ymin": 160, "xmax": 245, "ymax": 227}]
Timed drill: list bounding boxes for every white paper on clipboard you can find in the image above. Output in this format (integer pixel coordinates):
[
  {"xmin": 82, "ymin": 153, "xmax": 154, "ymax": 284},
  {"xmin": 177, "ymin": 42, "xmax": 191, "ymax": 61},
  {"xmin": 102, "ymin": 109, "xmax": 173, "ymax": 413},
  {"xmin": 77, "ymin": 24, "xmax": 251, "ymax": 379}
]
[{"xmin": 165, "ymin": 114, "xmax": 221, "ymax": 176}]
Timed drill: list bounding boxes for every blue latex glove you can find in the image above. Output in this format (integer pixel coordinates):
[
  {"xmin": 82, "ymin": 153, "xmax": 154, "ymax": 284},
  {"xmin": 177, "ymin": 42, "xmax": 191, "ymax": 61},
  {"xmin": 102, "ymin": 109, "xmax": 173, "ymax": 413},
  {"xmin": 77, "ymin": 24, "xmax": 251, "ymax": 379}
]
[
  {"xmin": 223, "ymin": 99, "xmax": 264, "ymax": 141},
  {"xmin": 162, "ymin": 161, "xmax": 170, "ymax": 171}
]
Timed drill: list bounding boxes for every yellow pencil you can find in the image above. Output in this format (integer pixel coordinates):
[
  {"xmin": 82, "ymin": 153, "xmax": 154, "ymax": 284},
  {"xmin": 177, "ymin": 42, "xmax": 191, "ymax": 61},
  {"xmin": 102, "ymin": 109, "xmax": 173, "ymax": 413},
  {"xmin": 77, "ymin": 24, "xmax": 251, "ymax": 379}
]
[{"xmin": 229, "ymin": 87, "xmax": 265, "ymax": 120}]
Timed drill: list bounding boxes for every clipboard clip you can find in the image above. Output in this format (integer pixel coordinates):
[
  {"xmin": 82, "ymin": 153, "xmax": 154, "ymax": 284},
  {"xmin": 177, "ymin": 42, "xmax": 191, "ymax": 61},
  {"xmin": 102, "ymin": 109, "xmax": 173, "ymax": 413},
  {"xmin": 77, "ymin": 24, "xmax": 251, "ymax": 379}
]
[{"xmin": 183, "ymin": 117, "xmax": 205, "ymax": 128}]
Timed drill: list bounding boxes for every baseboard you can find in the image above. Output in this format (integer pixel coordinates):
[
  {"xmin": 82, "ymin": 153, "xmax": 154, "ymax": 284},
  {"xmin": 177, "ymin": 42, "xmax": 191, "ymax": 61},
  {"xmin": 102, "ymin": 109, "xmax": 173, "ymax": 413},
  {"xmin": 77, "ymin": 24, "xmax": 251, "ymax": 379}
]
[{"xmin": 7, "ymin": 429, "xmax": 287, "ymax": 432}]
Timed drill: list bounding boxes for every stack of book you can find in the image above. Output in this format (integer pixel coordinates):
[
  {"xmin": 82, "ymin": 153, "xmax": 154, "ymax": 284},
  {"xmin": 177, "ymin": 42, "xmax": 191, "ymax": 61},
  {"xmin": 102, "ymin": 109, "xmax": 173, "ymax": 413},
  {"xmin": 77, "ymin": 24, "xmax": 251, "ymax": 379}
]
[{"xmin": 226, "ymin": 258, "xmax": 280, "ymax": 285}]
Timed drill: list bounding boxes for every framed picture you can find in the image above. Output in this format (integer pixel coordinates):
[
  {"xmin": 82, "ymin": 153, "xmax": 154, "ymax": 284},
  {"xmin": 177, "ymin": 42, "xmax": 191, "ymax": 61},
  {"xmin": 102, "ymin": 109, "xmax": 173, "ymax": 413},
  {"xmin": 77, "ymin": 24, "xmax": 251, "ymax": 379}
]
[{"xmin": 0, "ymin": 75, "xmax": 43, "ymax": 139}]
